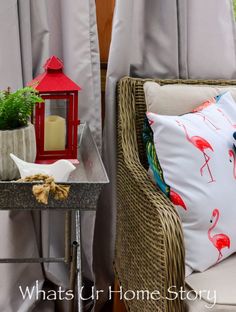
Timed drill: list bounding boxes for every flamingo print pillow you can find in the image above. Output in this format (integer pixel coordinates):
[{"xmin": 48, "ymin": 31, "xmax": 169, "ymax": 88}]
[{"xmin": 147, "ymin": 91, "xmax": 236, "ymax": 273}]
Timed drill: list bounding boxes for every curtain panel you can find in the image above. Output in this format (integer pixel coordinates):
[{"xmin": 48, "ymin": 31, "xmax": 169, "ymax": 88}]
[
  {"xmin": 95, "ymin": 0, "xmax": 236, "ymax": 309},
  {"xmin": 0, "ymin": 0, "xmax": 101, "ymax": 311}
]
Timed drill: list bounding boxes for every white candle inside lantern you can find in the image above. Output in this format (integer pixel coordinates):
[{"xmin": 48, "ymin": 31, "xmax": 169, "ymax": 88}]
[{"xmin": 44, "ymin": 115, "xmax": 66, "ymax": 151}]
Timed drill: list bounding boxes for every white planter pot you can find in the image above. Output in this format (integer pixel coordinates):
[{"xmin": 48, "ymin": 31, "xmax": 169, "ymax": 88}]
[{"xmin": 0, "ymin": 123, "xmax": 36, "ymax": 180}]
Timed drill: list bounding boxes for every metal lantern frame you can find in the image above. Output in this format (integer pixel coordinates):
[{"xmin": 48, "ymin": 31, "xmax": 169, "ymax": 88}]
[{"xmin": 28, "ymin": 56, "xmax": 81, "ymax": 163}]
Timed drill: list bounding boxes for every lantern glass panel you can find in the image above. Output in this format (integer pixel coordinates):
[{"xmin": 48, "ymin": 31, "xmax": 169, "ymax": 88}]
[{"xmin": 44, "ymin": 99, "xmax": 69, "ymax": 151}]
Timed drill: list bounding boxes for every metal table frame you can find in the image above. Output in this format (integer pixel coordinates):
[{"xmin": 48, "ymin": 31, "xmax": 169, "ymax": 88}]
[{"xmin": 0, "ymin": 123, "xmax": 109, "ymax": 312}]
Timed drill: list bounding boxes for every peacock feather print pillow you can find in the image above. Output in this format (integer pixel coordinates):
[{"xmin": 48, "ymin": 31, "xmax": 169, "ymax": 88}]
[{"xmin": 143, "ymin": 116, "xmax": 170, "ymax": 196}]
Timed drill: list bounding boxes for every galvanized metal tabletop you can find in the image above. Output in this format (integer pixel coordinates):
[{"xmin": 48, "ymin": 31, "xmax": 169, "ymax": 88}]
[
  {"xmin": 0, "ymin": 123, "xmax": 109, "ymax": 210},
  {"xmin": 0, "ymin": 123, "xmax": 109, "ymax": 312}
]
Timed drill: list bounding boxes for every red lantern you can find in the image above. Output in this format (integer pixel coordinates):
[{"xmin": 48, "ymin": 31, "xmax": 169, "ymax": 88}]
[{"xmin": 28, "ymin": 56, "xmax": 81, "ymax": 164}]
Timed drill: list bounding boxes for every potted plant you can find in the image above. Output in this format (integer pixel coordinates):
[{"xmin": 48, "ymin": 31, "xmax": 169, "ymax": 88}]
[{"xmin": 0, "ymin": 87, "xmax": 43, "ymax": 180}]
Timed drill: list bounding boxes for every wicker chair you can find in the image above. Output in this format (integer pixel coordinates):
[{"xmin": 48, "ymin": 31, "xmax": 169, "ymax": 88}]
[{"xmin": 115, "ymin": 76, "xmax": 236, "ymax": 312}]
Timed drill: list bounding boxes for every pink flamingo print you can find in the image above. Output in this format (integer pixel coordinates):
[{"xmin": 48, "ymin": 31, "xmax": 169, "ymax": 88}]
[
  {"xmin": 229, "ymin": 149, "xmax": 236, "ymax": 179},
  {"xmin": 195, "ymin": 112, "xmax": 220, "ymax": 131},
  {"xmin": 217, "ymin": 108, "xmax": 236, "ymax": 128},
  {"xmin": 208, "ymin": 209, "xmax": 230, "ymax": 263},
  {"xmin": 146, "ymin": 113, "xmax": 155, "ymax": 126},
  {"xmin": 170, "ymin": 190, "xmax": 187, "ymax": 210},
  {"xmin": 192, "ymin": 98, "xmax": 216, "ymax": 113},
  {"xmin": 176, "ymin": 121, "xmax": 215, "ymax": 183},
  {"xmin": 148, "ymin": 119, "xmax": 154, "ymax": 126}
]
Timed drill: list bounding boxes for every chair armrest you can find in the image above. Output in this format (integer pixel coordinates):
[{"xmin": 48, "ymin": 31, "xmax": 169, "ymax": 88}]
[{"xmin": 115, "ymin": 77, "xmax": 185, "ymax": 312}]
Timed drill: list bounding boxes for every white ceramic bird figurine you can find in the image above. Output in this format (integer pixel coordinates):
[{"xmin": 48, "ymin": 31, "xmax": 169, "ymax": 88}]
[{"xmin": 10, "ymin": 153, "xmax": 76, "ymax": 182}]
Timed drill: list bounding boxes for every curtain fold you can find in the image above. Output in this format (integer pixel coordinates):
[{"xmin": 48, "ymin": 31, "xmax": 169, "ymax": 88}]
[
  {"xmin": 0, "ymin": 1, "xmax": 47, "ymax": 311},
  {"xmin": 0, "ymin": 0, "xmax": 26, "ymax": 90},
  {"xmin": 177, "ymin": 0, "xmax": 236, "ymax": 79},
  {"xmin": 96, "ymin": 0, "xmax": 236, "ymax": 309},
  {"xmin": 0, "ymin": 1, "xmax": 101, "ymax": 311}
]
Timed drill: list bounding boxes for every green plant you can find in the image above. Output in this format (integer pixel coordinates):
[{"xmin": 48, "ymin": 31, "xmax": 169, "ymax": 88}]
[
  {"xmin": 234, "ymin": 0, "xmax": 236, "ymax": 19},
  {"xmin": 0, "ymin": 87, "xmax": 43, "ymax": 130}
]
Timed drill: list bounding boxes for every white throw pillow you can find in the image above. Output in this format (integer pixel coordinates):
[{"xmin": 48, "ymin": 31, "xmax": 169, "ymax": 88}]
[{"xmin": 147, "ymin": 92, "xmax": 236, "ymax": 273}]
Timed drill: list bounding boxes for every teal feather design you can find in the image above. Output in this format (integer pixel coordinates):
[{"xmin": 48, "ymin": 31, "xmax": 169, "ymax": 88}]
[
  {"xmin": 143, "ymin": 116, "xmax": 170, "ymax": 196},
  {"xmin": 215, "ymin": 92, "xmax": 227, "ymax": 102}
]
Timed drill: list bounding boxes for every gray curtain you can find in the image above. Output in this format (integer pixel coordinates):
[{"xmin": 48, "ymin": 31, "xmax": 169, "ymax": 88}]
[
  {"xmin": 0, "ymin": 0, "xmax": 101, "ymax": 311},
  {"xmin": 95, "ymin": 0, "xmax": 236, "ymax": 309}
]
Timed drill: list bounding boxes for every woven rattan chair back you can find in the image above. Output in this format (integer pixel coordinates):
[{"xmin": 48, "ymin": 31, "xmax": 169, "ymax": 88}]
[
  {"xmin": 118, "ymin": 78, "xmax": 236, "ymax": 168},
  {"xmin": 116, "ymin": 77, "xmax": 236, "ymax": 312}
]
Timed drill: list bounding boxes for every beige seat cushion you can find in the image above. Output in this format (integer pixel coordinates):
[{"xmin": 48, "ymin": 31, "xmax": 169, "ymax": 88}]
[
  {"xmin": 185, "ymin": 285, "xmax": 236, "ymax": 311},
  {"xmin": 185, "ymin": 253, "xmax": 236, "ymax": 310},
  {"xmin": 144, "ymin": 81, "xmax": 236, "ymax": 115}
]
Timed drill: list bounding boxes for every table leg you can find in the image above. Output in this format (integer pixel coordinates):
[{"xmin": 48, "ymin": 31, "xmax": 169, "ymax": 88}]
[
  {"xmin": 76, "ymin": 211, "xmax": 82, "ymax": 312},
  {"xmin": 65, "ymin": 211, "xmax": 72, "ymax": 263},
  {"xmin": 69, "ymin": 241, "xmax": 79, "ymax": 312}
]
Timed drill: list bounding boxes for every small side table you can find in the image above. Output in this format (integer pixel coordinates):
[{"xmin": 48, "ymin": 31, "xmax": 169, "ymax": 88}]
[{"xmin": 0, "ymin": 123, "xmax": 109, "ymax": 312}]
